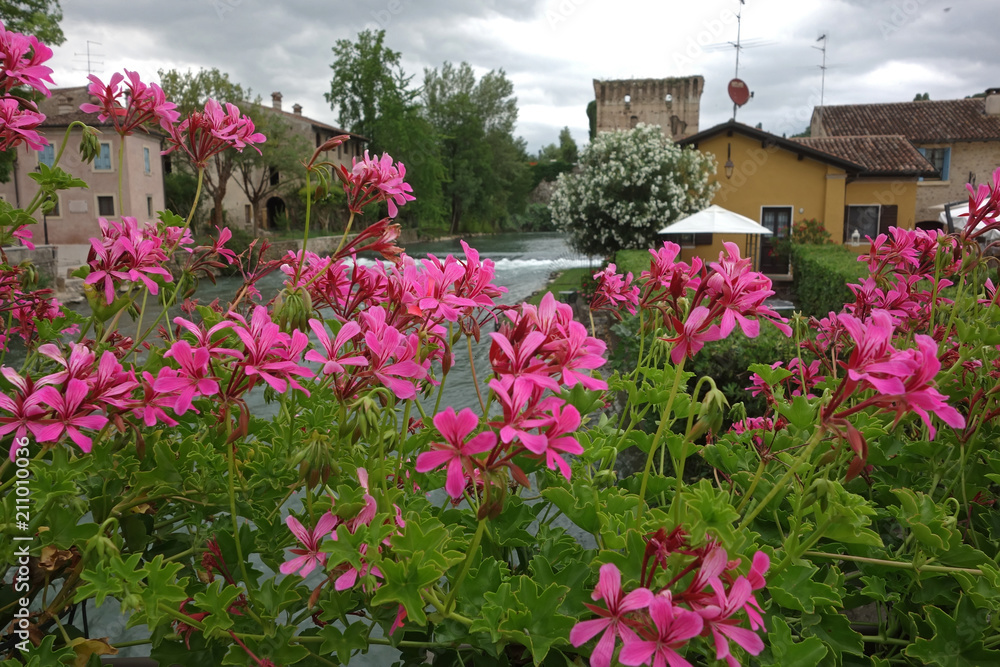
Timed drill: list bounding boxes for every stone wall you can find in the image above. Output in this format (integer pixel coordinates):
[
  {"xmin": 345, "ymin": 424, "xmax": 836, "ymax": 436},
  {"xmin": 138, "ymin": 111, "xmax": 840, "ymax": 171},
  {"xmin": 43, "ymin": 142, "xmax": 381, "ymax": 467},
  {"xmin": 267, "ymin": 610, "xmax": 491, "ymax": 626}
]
[
  {"xmin": 593, "ymin": 76, "xmax": 704, "ymax": 141},
  {"xmin": 2, "ymin": 244, "xmax": 57, "ymax": 282},
  {"xmin": 914, "ymin": 141, "xmax": 1000, "ymax": 222}
]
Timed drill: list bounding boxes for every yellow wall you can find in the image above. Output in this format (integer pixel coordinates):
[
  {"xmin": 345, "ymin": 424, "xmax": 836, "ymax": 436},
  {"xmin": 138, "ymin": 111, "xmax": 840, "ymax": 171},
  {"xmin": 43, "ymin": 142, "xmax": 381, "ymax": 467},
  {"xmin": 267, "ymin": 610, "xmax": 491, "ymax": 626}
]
[
  {"xmin": 682, "ymin": 131, "xmax": 920, "ymax": 265},
  {"xmin": 685, "ymin": 132, "xmax": 846, "ymax": 265}
]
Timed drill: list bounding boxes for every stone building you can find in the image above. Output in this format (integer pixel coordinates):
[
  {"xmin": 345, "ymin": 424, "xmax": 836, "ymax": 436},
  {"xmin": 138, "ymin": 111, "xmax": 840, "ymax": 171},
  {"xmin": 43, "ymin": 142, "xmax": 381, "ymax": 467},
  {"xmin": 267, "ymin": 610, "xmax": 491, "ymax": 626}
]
[
  {"xmin": 0, "ymin": 86, "xmax": 167, "ymax": 272},
  {"xmin": 592, "ymin": 76, "xmax": 704, "ymax": 141},
  {"xmin": 810, "ymin": 90, "xmax": 1000, "ymax": 222},
  {"xmin": 219, "ymin": 91, "xmax": 367, "ymax": 231}
]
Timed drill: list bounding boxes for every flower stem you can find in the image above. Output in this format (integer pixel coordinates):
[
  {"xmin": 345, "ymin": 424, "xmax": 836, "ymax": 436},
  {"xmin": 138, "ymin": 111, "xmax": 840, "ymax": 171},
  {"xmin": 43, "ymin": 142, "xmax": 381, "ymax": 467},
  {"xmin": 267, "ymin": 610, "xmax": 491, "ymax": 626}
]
[
  {"xmin": 635, "ymin": 357, "xmax": 686, "ymax": 528},
  {"xmin": 335, "ymin": 210, "xmax": 356, "ymax": 255},
  {"xmin": 737, "ymin": 428, "xmax": 825, "ymax": 532},
  {"xmin": 444, "ymin": 519, "xmax": 487, "ymax": 614},
  {"xmin": 467, "ymin": 334, "xmax": 486, "ymax": 414},
  {"xmin": 803, "ymin": 550, "xmax": 984, "ymax": 575},
  {"xmin": 225, "ymin": 409, "xmax": 255, "ymax": 602}
]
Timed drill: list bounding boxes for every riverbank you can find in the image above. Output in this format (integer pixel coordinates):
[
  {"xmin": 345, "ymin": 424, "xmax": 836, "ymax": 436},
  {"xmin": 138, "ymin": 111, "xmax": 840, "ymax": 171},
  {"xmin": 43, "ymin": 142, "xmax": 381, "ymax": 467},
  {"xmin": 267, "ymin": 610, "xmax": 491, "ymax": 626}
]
[{"xmin": 526, "ymin": 266, "xmax": 592, "ymax": 305}]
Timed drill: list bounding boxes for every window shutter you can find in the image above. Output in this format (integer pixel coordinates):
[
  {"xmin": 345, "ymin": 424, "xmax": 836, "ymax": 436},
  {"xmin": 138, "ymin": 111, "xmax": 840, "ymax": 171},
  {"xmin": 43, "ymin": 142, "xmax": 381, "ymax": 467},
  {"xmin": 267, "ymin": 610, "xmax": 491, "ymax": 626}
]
[
  {"xmin": 879, "ymin": 205, "xmax": 897, "ymax": 235},
  {"xmin": 917, "ymin": 147, "xmax": 927, "ymax": 182},
  {"xmin": 694, "ymin": 233, "xmax": 714, "ymax": 246},
  {"xmin": 843, "ymin": 206, "xmax": 850, "ymax": 243},
  {"xmin": 941, "ymin": 147, "xmax": 951, "ymax": 181}
]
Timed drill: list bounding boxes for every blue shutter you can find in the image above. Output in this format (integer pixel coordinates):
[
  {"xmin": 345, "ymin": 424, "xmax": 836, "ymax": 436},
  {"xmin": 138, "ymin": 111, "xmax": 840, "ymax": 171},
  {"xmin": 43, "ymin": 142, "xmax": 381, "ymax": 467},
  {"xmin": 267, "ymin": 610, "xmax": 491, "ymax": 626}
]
[
  {"xmin": 941, "ymin": 147, "xmax": 950, "ymax": 181},
  {"xmin": 144, "ymin": 147, "xmax": 151, "ymax": 174}
]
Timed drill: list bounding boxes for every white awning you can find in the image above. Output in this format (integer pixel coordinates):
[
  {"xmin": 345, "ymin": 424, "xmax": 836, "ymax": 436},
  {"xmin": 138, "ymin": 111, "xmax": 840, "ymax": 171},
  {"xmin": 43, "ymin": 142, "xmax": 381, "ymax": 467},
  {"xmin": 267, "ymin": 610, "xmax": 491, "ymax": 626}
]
[
  {"xmin": 658, "ymin": 205, "xmax": 773, "ymax": 235},
  {"xmin": 938, "ymin": 202, "xmax": 1000, "ymax": 242}
]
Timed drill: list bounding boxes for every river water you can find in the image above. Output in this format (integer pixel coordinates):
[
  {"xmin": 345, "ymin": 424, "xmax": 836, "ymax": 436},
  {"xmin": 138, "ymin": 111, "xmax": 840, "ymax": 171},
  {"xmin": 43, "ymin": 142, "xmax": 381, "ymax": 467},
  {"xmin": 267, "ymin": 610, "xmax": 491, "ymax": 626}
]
[{"xmin": 77, "ymin": 232, "xmax": 596, "ymax": 658}]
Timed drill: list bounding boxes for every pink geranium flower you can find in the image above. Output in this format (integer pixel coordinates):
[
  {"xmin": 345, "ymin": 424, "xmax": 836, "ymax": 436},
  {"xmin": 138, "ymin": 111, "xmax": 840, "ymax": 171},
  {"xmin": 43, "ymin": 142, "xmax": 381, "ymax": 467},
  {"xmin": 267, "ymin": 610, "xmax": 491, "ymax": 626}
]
[
  {"xmin": 306, "ymin": 319, "xmax": 367, "ymax": 375},
  {"xmin": 663, "ymin": 306, "xmax": 724, "ymax": 364},
  {"xmin": 79, "ymin": 69, "xmax": 180, "ymax": 135},
  {"xmin": 338, "ymin": 151, "xmax": 415, "ymax": 217},
  {"xmin": 619, "ymin": 594, "xmax": 704, "ymax": 667},
  {"xmin": 163, "ymin": 99, "xmax": 265, "ymax": 168},
  {"xmin": 570, "ymin": 563, "xmax": 654, "ymax": 667},
  {"xmin": 415, "ymin": 407, "xmax": 496, "ymax": 499},
  {"xmin": 0, "ymin": 97, "xmax": 46, "ymax": 151},
  {"xmin": 155, "ymin": 340, "xmax": 220, "ymax": 415},
  {"xmin": 280, "ymin": 512, "xmax": 338, "ymax": 578},
  {"xmin": 34, "ymin": 379, "xmax": 108, "ymax": 454}
]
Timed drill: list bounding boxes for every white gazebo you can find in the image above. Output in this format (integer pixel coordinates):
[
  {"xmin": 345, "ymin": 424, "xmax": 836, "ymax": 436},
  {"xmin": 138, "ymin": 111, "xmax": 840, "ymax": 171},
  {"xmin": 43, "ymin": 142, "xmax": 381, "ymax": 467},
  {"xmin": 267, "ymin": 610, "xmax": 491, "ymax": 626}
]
[{"xmin": 658, "ymin": 205, "xmax": 773, "ymax": 269}]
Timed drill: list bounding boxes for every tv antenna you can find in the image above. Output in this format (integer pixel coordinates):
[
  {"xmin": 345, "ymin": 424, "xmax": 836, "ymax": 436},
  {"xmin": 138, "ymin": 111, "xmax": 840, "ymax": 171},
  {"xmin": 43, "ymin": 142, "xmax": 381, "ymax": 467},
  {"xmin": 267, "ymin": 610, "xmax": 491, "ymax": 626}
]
[
  {"xmin": 74, "ymin": 41, "xmax": 104, "ymax": 76},
  {"xmin": 813, "ymin": 34, "xmax": 828, "ymax": 126}
]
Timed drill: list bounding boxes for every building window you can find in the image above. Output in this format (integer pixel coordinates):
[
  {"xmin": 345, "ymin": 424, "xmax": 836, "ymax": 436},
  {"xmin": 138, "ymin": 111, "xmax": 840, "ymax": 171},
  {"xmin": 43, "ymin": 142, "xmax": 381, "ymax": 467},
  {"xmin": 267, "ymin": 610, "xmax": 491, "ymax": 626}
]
[
  {"xmin": 664, "ymin": 233, "xmax": 713, "ymax": 248},
  {"xmin": 94, "ymin": 142, "xmax": 113, "ymax": 171},
  {"xmin": 845, "ymin": 205, "xmax": 880, "ymax": 243},
  {"xmin": 38, "ymin": 144, "xmax": 55, "ymax": 167},
  {"xmin": 147, "ymin": 196, "xmax": 154, "ymax": 218},
  {"xmin": 144, "ymin": 146, "xmax": 151, "ymax": 174},
  {"xmin": 97, "ymin": 195, "xmax": 115, "ymax": 217},
  {"xmin": 270, "ymin": 168, "xmax": 279, "ymax": 186},
  {"xmin": 245, "ymin": 204, "xmax": 251, "ymax": 225},
  {"xmin": 918, "ymin": 147, "xmax": 950, "ymax": 181},
  {"xmin": 316, "ymin": 132, "xmax": 321, "ymax": 148}
]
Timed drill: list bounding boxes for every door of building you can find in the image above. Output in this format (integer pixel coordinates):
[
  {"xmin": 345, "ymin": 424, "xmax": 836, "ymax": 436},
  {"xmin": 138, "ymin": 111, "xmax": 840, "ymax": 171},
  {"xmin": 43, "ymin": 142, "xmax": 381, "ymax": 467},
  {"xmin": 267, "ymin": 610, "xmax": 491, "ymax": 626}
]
[{"xmin": 759, "ymin": 206, "xmax": 792, "ymax": 274}]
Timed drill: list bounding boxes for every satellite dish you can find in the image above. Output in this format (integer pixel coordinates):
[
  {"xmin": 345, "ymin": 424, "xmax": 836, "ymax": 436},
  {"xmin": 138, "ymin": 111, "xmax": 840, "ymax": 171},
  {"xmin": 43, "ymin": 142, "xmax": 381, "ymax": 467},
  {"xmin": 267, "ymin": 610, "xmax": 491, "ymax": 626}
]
[{"xmin": 728, "ymin": 78, "xmax": 750, "ymax": 107}]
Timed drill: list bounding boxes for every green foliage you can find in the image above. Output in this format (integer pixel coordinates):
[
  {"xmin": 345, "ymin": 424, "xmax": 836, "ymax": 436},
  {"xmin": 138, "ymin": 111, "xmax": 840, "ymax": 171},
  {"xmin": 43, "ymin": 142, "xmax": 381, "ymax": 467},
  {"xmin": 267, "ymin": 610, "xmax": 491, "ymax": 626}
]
[
  {"xmin": 0, "ymin": 0, "xmax": 65, "ymax": 45},
  {"xmin": 586, "ymin": 100, "xmax": 597, "ymax": 141},
  {"xmin": 688, "ymin": 325, "xmax": 799, "ymax": 416},
  {"xmin": 614, "ymin": 248, "xmax": 653, "ymax": 278},
  {"xmin": 423, "ymin": 61, "xmax": 532, "ymax": 233},
  {"xmin": 164, "ymin": 170, "xmax": 204, "ymax": 226},
  {"xmin": 537, "ymin": 126, "xmax": 578, "ymax": 164},
  {"xmin": 326, "ymin": 29, "xmax": 447, "ymax": 230},
  {"xmin": 550, "ymin": 124, "xmax": 718, "ymax": 258},
  {"xmin": 509, "ymin": 202, "xmax": 556, "ymax": 233},
  {"xmin": 789, "ymin": 243, "xmax": 868, "ymax": 317}
]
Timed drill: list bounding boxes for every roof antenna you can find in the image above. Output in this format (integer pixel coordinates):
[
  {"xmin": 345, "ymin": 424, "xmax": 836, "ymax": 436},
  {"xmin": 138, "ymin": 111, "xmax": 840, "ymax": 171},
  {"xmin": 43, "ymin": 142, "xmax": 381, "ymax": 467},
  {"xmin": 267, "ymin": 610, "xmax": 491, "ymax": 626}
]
[
  {"xmin": 73, "ymin": 40, "xmax": 104, "ymax": 76},
  {"xmin": 731, "ymin": 0, "xmax": 745, "ymax": 121},
  {"xmin": 813, "ymin": 34, "xmax": 828, "ymax": 127}
]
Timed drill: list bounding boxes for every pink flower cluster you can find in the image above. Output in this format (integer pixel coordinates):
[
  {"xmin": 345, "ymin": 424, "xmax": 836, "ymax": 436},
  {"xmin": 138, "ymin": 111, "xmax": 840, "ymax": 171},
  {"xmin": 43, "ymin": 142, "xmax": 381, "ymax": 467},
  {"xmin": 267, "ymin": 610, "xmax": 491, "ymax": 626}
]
[
  {"xmin": 571, "ymin": 529, "xmax": 769, "ymax": 667},
  {"xmin": 595, "ymin": 242, "xmax": 790, "ymax": 365},
  {"xmin": 279, "ymin": 468, "xmax": 404, "ymax": 593},
  {"xmin": 337, "ymin": 151, "xmax": 415, "ymax": 217},
  {"xmin": 163, "ymin": 99, "xmax": 266, "ymax": 168},
  {"xmin": 1, "ymin": 343, "xmax": 137, "ymax": 459},
  {"xmin": 591, "ymin": 263, "xmax": 639, "ymax": 317},
  {"xmin": 85, "ymin": 216, "xmax": 179, "ymax": 304},
  {"xmin": 79, "ymin": 69, "xmax": 180, "ymax": 136},
  {"xmin": 0, "ymin": 21, "xmax": 53, "ymax": 151},
  {"xmin": 284, "ymin": 236, "xmax": 505, "ymax": 402},
  {"xmin": 417, "ymin": 292, "xmax": 607, "ymax": 499}
]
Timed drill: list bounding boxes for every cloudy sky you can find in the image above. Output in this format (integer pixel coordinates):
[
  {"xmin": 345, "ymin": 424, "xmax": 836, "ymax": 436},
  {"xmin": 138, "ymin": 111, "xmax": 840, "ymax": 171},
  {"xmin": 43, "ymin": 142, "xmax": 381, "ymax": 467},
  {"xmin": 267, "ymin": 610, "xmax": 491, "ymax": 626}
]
[{"xmin": 46, "ymin": 0, "xmax": 998, "ymax": 153}]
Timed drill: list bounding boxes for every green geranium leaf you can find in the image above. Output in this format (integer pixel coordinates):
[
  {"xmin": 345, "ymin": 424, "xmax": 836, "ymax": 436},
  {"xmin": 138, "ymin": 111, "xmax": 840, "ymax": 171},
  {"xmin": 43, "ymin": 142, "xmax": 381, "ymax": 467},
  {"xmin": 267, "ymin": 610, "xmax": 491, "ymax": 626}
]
[
  {"xmin": 371, "ymin": 556, "xmax": 440, "ymax": 625},
  {"xmin": 906, "ymin": 600, "xmax": 1000, "ymax": 666},
  {"xmin": 499, "ymin": 576, "xmax": 574, "ymax": 665},
  {"xmin": 192, "ymin": 581, "xmax": 242, "ymax": 635},
  {"xmin": 769, "ymin": 563, "xmax": 842, "ymax": 613},
  {"xmin": 764, "ymin": 616, "xmax": 828, "ymax": 667},
  {"xmin": 318, "ymin": 622, "xmax": 369, "ymax": 664},
  {"xmin": 801, "ymin": 611, "xmax": 864, "ymax": 660}
]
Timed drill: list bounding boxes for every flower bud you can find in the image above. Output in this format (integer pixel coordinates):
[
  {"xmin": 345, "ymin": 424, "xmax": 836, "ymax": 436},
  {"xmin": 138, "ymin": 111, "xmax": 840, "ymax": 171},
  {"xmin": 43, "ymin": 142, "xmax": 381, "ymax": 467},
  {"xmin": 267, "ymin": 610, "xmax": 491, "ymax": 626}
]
[
  {"xmin": 272, "ymin": 286, "xmax": 314, "ymax": 333},
  {"xmin": 79, "ymin": 125, "xmax": 102, "ymax": 164}
]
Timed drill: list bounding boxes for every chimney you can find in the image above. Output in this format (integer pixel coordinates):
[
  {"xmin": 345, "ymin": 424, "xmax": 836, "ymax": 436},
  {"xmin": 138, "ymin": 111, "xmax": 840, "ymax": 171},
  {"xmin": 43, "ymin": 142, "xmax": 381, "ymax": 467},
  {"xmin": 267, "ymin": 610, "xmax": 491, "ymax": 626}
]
[
  {"xmin": 985, "ymin": 88, "xmax": 1000, "ymax": 116},
  {"xmin": 293, "ymin": 103, "xmax": 302, "ymax": 116},
  {"xmin": 271, "ymin": 91, "xmax": 282, "ymax": 111}
]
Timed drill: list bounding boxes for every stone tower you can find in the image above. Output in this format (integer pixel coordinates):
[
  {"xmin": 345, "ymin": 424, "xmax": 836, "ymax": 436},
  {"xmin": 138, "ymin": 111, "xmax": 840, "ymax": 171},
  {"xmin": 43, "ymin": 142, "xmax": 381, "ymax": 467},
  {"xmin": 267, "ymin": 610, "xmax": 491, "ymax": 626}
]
[{"xmin": 593, "ymin": 76, "xmax": 704, "ymax": 141}]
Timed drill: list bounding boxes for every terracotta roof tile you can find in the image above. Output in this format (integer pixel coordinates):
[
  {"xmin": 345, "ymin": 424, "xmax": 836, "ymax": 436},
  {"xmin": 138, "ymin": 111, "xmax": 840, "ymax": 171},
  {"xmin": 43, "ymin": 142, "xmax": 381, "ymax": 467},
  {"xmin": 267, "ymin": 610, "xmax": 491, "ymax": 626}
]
[
  {"xmin": 792, "ymin": 135, "xmax": 937, "ymax": 176},
  {"xmin": 816, "ymin": 98, "xmax": 1000, "ymax": 142}
]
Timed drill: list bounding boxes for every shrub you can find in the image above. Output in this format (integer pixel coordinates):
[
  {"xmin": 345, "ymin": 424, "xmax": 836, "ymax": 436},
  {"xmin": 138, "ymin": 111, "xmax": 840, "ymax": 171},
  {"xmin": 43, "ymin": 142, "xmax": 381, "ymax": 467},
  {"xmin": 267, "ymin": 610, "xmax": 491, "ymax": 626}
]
[
  {"xmin": 789, "ymin": 243, "xmax": 868, "ymax": 317},
  {"xmin": 550, "ymin": 123, "xmax": 718, "ymax": 257}
]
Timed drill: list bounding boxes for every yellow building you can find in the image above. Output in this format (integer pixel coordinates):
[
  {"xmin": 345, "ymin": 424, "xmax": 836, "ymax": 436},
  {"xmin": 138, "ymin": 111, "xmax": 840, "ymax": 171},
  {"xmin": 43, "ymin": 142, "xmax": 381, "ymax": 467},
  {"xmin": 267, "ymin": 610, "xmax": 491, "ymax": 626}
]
[{"xmin": 677, "ymin": 121, "xmax": 936, "ymax": 275}]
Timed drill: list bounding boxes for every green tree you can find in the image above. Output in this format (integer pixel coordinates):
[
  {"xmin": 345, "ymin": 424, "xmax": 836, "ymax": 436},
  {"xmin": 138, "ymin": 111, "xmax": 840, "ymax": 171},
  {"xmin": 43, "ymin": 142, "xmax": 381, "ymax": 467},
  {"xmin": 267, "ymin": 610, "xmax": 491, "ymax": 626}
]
[
  {"xmin": 423, "ymin": 61, "xmax": 530, "ymax": 233},
  {"xmin": 326, "ymin": 29, "xmax": 446, "ymax": 230},
  {"xmin": 232, "ymin": 108, "xmax": 308, "ymax": 236},
  {"xmin": 586, "ymin": 100, "xmax": 597, "ymax": 141},
  {"xmin": 158, "ymin": 67, "xmax": 251, "ymax": 231},
  {"xmin": 549, "ymin": 123, "xmax": 718, "ymax": 257},
  {"xmin": 0, "ymin": 0, "xmax": 65, "ymax": 45}
]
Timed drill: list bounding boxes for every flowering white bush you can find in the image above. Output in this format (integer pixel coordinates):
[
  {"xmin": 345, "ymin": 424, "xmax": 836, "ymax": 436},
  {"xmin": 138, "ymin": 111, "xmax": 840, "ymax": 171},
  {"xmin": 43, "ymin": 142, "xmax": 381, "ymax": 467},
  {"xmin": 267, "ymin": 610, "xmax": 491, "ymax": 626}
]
[{"xmin": 550, "ymin": 123, "xmax": 718, "ymax": 257}]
